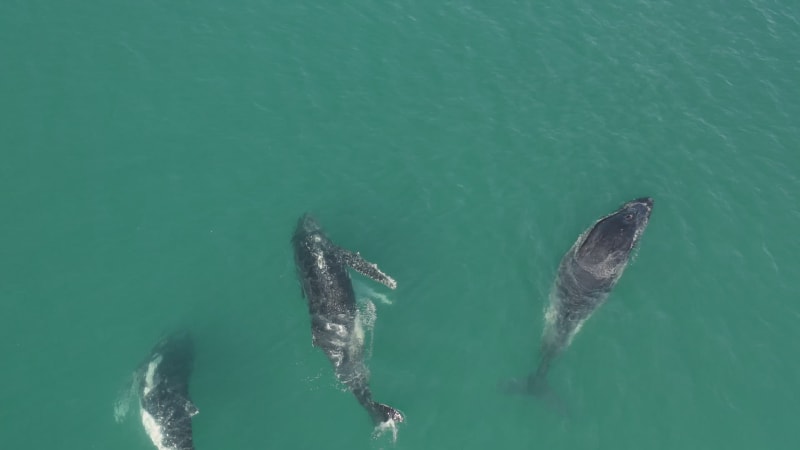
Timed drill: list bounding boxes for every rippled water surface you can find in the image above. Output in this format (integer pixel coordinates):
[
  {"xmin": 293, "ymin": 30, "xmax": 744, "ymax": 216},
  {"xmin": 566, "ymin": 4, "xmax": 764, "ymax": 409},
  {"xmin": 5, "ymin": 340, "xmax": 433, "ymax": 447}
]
[{"xmin": 1, "ymin": 1, "xmax": 798, "ymax": 449}]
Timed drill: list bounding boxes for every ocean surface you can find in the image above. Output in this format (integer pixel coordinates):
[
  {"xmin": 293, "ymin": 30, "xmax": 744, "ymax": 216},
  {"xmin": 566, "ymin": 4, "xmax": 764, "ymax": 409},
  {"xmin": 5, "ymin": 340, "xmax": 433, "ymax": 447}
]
[{"xmin": 1, "ymin": 1, "xmax": 798, "ymax": 449}]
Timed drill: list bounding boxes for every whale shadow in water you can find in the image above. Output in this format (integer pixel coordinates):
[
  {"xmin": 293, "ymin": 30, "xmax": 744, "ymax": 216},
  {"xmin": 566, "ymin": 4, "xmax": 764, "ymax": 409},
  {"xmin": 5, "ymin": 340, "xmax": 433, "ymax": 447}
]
[
  {"xmin": 503, "ymin": 197, "xmax": 654, "ymax": 413},
  {"xmin": 291, "ymin": 213, "xmax": 404, "ymax": 429}
]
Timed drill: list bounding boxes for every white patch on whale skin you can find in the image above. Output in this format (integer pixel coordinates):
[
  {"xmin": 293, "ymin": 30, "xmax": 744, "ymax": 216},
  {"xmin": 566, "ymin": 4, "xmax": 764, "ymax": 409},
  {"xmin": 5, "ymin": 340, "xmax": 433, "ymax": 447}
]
[
  {"xmin": 138, "ymin": 354, "xmax": 180, "ymax": 450},
  {"xmin": 329, "ymin": 348, "xmax": 344, "ymax": 368},
  {"xmin": 143, "ymin": 355, "xmax": 163, "ymax": 396},
  {"xmin": 324, "ymin": 322, "xmax": 348, "ymax": 338},
  {"xmin": 328, "ymin": 338, "xmax": 347, "ymax": 349},
  {"xmin": 140, "ymin": 407, "xmax": 176, "ymax": 450},
  {"xmin": 314, "ymin": 249, "xmax": 326, "ymax": 270}
]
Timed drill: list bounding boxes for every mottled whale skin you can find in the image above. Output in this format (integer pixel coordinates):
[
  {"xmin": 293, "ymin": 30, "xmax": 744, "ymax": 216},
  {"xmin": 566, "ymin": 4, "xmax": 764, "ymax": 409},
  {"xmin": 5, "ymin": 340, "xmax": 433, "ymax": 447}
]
[
  {"xmin": 523, "ymin": 197, "xmax": 654, "ymax": 395},
  {"xmin": 138, "ymin": 332, "xmax": 198, "ymax": 450},
  {"xmin": 292, "ymin": 213, "xmax": 403, "ymax": 426}
]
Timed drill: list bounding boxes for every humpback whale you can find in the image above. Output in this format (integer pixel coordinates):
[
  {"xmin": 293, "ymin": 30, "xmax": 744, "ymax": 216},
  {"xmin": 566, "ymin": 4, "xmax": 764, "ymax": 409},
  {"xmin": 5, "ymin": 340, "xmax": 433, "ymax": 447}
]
[
  {"xmin": 137, "ymin": 332, "xmax": 198, "ymax": 450},
  {"xmin": 291, "ymin": 213, "xmax": 404, "ymax": 426},
  {"xmin": 512, "ymin": 197, "xmax": 654, "ymax": 397}
]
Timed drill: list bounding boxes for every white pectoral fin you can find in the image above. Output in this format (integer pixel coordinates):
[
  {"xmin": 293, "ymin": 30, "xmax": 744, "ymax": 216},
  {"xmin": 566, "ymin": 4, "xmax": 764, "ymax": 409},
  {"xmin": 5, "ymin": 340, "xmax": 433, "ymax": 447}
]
[{"xmin": 337, "ymin": 247, "xmax": 397, "ymax": 289}]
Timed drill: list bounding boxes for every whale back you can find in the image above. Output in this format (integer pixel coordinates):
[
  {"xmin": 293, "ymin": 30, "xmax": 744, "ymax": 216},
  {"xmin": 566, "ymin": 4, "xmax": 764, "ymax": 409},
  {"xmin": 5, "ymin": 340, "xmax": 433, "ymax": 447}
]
[
  {"xmin": 290, "ymin": 213, "xmax": 404, "ymax": 426},
  {"xmin": 539, "ymin": 198, "xmax": 653, "ymax": 372}
]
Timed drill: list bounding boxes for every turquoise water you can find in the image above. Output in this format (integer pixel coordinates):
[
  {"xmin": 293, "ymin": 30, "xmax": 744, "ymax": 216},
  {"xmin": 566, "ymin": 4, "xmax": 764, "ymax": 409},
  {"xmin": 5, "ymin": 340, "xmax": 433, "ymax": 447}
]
[{"xmin": 1, "ymin": 1, "xmax": 799, "ymax": 449}]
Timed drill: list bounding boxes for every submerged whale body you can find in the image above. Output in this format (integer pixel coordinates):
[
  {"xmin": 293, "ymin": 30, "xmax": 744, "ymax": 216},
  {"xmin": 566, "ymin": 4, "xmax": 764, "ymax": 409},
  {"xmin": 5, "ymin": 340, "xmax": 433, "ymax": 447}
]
[
  {"xmin": 510, "ymin": 197, "xmax": 654, "ymax": 398},
  {"xmin": 292, "ymin": 213, "xmax": 404, "ymax": 426},
  {"xmin": 138, "ymin": 332, "xmax": 198, "ymax": 450}
]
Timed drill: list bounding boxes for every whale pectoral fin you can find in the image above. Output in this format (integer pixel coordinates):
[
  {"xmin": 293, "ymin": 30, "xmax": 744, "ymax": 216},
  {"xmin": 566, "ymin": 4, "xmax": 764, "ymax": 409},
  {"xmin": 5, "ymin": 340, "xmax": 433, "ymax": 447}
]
[{"xmin": 336, "ymin": 248, "xmax": 397, "ymax": 290}]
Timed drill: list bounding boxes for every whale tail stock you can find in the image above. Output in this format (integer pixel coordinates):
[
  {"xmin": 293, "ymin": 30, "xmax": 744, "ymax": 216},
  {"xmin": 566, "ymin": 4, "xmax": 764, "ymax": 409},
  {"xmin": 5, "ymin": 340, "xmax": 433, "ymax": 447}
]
[
  {"xmin": 499, "ymin": 365, "xmax": 550, "ymax": 397},
  {"xmin": 499, "ymin": 359, "xmax": 569, "ymax": 417},
  {"xmin": 529, "ymin": 374, "xmax": 569, "ymax": 417}
]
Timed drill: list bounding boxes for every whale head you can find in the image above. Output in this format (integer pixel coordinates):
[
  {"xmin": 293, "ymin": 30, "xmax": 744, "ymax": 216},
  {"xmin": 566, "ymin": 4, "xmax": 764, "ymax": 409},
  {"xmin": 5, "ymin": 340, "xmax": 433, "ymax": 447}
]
[
  {"xmin": 293, "ymin": 213, "xmax": 327, "ymax": 240},
  {"xmin": 150, "ymin": 331, "xmax": 194, "ymax": 368},
  {"xmin": 575, "ymin": 197, "xmax": 653, "ymax": 276},
  {"xmin": 298, "ymin": 213, "xmax": 322, "ymax": 233},
  {"xmin": 292, "ymin": 214, "xmax": 330, "ymax": 250}
]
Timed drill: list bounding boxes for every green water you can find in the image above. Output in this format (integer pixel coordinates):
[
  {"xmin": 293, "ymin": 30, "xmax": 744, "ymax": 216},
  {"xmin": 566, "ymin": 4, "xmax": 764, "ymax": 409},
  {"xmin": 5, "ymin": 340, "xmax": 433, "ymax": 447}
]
[{"xmin": 1, "ymin": 1, "xmax": 798, "ymax": 449}]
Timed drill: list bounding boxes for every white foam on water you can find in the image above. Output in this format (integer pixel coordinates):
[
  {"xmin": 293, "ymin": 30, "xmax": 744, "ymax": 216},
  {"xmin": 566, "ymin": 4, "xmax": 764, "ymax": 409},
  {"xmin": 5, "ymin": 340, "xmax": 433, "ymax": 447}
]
[
  {"xmin": 302, "ymin": 368, "xmax": 326, "ymax": 389},
  {"xmin": 371, "ymin": 418, "xmax": 400, "ymax": 445}
]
